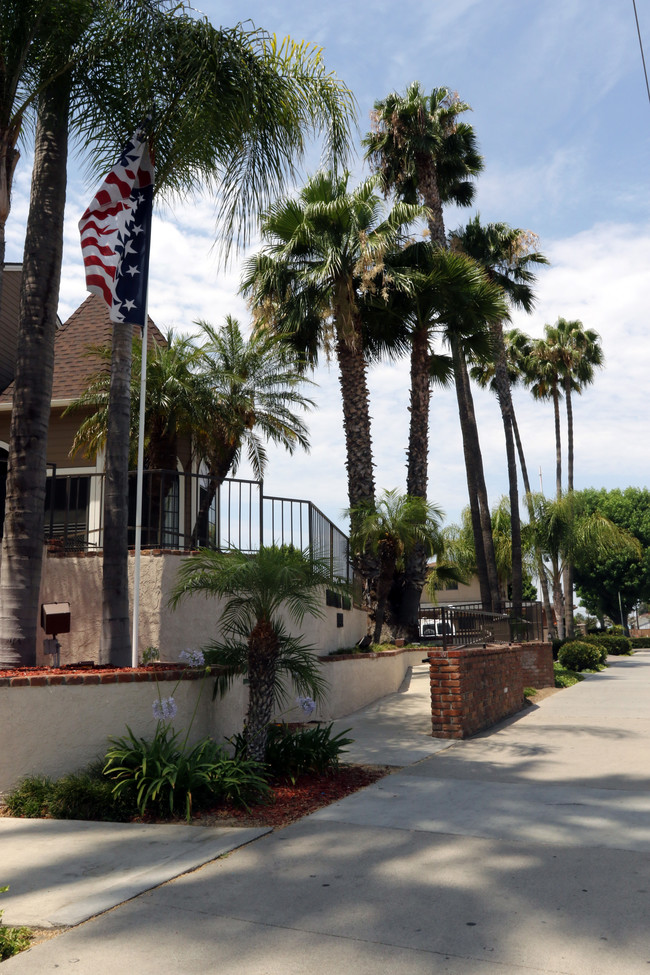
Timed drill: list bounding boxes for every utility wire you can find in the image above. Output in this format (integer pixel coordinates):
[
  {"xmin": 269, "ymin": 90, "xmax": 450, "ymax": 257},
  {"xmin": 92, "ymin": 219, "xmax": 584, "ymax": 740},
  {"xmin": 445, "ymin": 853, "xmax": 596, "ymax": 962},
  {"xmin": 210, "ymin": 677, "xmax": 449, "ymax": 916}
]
[{"xmin": 632, "ymin": 0, "xmax": 650, "ymax": 107}]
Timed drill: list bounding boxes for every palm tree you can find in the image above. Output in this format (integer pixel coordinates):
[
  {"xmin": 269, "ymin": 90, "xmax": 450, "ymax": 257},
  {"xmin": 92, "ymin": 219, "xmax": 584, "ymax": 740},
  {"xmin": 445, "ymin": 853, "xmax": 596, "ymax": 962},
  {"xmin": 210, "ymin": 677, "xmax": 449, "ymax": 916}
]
[
  {"xmin": 347, "ymin": 489, "xmax": 445, "ymax": 643},
  {"xmin": 451, "ymin": 217, "xmax": 548, "ymax": 619},
  {"xmin": 0, "ymin": 5, "xmax": 355, "ymax": 666},
  {"xmin": 169, "ymin": 545, "xmax": 342, "ymax": 762},
  {"xmin": 363, "ymin": 83, "xmax": 502, "ymax": 614},
  {"xmin": 542, "ymin": 318, "xmax": 604, "ymax": 635},
  {"xmin": 369, "ymin": 240, "xmax": 507, "ymax": 629},
  {"xmin": 526, "ymin": 492, "xmax": 639, "ymax": 640},
  {"xmin": 189, "ymin": 317, "xmax": 314, "ymax": 546},
  {"xmin": 241, "ymin": 170, "xmax": 425, "ymax": 597}
]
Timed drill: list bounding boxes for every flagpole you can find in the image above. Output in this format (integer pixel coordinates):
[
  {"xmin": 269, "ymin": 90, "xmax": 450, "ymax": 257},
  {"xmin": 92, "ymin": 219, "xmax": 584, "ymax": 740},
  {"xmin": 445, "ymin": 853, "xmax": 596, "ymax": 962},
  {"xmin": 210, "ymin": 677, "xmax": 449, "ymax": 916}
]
[{"xmin": 132, "ymin": 313, "xmax": 148, "ymax": 667}]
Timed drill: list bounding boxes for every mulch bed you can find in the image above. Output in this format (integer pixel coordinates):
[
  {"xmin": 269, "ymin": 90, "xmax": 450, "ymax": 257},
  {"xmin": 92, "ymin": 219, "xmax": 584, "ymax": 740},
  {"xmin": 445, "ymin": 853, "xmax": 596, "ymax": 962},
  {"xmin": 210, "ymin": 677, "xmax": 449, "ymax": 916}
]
[{"xmin": 139, "ymin": 765, "xmax": 393, "ymax": 830}]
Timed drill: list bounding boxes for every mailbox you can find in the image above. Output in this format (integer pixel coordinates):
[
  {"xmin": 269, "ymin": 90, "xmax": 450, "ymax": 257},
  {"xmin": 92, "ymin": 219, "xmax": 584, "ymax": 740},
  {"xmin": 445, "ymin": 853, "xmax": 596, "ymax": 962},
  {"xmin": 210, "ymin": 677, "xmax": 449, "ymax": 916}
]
[{"xmin": 41, "ymin": 602, "xmax": 71, "ymax": 636}]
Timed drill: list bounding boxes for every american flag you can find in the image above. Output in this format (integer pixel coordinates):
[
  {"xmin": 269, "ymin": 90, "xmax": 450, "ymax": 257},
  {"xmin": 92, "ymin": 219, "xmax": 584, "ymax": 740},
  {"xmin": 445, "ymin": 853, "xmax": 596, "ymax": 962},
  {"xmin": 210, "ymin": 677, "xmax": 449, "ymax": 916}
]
[{"xmin": 79, "ymin": 124, "xmax": 154, "ymax": 327}]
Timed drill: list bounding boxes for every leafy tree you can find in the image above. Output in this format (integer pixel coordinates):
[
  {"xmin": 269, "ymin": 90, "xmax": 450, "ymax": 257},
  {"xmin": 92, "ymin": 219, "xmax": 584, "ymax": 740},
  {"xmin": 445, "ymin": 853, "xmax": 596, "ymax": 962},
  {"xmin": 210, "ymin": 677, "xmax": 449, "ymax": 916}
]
[
  {"xmin": 573, "ymin": 488, "xmax": 650, "ymax": 632},
  {"xmin": 169, "ymin": 545, "xmax": 342, "ymax": 762},
  {"xmin": 348, "ymin": 489, "xmax": 445, "ymax": 642},
  {"xmin": 0, "ymin": 3, "xmax": 354, "ymax": 666}
]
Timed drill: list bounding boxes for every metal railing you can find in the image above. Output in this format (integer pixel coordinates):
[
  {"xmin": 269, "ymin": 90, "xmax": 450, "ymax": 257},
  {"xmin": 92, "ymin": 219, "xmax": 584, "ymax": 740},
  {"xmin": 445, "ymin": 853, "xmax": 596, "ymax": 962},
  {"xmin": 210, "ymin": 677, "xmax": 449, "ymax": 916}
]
[
  {"xmin": 418, "ymin": 601, "xmax": 544, "ymax": 648},
  {"xmin": 40, "ymin": 469, "xmax": 354, "ymax": 583}
]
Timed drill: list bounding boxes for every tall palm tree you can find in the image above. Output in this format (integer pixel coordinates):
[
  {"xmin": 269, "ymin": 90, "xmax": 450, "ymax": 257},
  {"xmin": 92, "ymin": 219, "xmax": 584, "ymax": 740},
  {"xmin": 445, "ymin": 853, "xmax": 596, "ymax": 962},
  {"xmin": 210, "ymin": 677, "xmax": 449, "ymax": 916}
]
[
  {"xmin": 369, "ymin": 240, "xmax": 507, "ymax": 630},
  {"xmin": 472, "ymin": 326, "xmax": 555, "ymax": 635},
  {"xmin": 241, "ymin": 170, "xmax": 425, "ymax": 598},
  {"xmin": 542, "ymin": 318, "xmax": 604, "ymax": 635},
  {"xmin": 347, "ymin": 489, "xmax": 445, "ymax": 642},
  {"xmin": 170, "ymin": 545, "xmax": 342, "ymax": 762},
  {"xmin": 0, "ymin": 5, "xmax": 355, "ymax": 666},
  {"xmin": 451, "ymin": 217, "xmax": 548, "ymax": 619},
  {"xmin": 363, "ymin": 83, "xmax": 502, "ymax": 614},
  {"xmin": 189, "ymin": 317, "xmax": 314, "ymax": 546}
]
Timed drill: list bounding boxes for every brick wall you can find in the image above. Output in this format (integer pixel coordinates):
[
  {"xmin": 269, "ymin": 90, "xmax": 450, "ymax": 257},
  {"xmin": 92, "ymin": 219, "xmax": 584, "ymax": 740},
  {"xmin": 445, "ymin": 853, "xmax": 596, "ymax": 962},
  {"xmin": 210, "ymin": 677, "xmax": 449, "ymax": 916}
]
[
  {"xmin": 518, "ymin": 642, "xmax": 554, "ymax": 688},
  {"xmin": 428, "ymin": 644, "xmax": 525, "ymax": 739}
]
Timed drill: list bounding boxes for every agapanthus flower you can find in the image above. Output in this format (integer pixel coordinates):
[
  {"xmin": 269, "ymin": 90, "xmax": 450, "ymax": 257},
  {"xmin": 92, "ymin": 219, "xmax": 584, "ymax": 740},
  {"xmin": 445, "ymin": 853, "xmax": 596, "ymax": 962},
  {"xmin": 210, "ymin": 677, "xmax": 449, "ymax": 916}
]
[
  {"xmin": 152, "ymin": 696, "xmax": 177, "ymax": 721},
  {"xmin": 179, "ymin": 648, "xmax": 205, "ymax": 668},
  {"xmin": 297, "ymin": 695, "xmax": 316, "ymax": 716}
]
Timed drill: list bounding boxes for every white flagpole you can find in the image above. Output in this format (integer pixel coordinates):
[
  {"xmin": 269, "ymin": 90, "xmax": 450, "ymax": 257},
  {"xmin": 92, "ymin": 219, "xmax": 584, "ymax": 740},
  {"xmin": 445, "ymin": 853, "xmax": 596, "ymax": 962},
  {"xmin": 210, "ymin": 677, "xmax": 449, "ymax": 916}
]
[{"xmin": 131, "ymin": 313, "xmax": 149, "ymax": 667}]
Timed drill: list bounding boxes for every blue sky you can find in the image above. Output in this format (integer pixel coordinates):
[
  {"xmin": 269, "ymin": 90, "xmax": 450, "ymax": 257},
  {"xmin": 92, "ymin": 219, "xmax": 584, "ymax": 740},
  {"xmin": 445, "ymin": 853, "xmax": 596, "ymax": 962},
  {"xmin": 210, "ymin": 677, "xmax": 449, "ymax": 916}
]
[{"xmin": 6, "ymin": 0, "xmax": 650, "ymax": 530}]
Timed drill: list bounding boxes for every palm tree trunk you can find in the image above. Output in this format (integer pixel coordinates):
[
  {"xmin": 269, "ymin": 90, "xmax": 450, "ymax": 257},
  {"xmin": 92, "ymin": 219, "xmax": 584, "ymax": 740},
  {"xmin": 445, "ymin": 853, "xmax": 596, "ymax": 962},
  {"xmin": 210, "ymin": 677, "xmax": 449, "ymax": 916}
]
[
  {"xmin": 0, "ymin": 76, "xmax": 70, "ymax": 666},
  {"xmin": 245, "ymin": 618, "xmax": 279, "ymax": 763},
  {"xmin": 189, "ymin": 450, "xmax": 234, "ymax": 548},
  {"xmin": 511, "ymin": 412, "xmax": 555, "ymax": 636},
  {"xmin": 491, "ymin": 323, "xmax": 522, "ymax": 620},
  {"xmin": 400, "ymin": 325, "xmax": 430, "ymax": 632},
  {"xmin": 335, "ymin": 321, "xmax": 378, "ymax": 601},
  {"xmin": 553, "ymin": 387, "xmax": 562, "ymax": 500},
  {"xmin": 563, "ymin": 377, "xmax": 575, "ymax": 636},
  {"xmin": 451, "ymin": 335, "xmax": 502, "ymax": 613},
  {"xmin": 101, "ymin": 322, "xmax": 133, "ymax": 665}
]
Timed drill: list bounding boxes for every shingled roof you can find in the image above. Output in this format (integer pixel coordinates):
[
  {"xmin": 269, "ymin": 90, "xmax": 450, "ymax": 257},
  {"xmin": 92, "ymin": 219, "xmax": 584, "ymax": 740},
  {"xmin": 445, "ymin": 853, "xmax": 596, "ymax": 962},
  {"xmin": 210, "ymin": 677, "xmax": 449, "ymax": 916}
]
[{"xmin": 0, "ymin": 293, "xmax": 167, "ymax": 407}]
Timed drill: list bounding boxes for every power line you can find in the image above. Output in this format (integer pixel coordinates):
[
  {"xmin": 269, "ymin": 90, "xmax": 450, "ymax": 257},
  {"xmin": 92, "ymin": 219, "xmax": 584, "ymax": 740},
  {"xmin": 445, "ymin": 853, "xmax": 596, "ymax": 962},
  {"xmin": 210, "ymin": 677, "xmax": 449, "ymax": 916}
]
[{"xmin": 632, "ymin": 0, "xmax": 650, "ymax": 107}]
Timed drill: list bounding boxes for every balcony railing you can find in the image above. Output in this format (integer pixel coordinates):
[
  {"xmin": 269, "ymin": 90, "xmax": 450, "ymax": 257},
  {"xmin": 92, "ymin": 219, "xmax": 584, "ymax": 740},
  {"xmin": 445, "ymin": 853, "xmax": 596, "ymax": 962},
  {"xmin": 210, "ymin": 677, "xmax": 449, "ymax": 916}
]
[
  {"xmin": 418, "ymin": 601, "xmax": 544, "ymax": 646},
  {"xmin": 41, "ymin": 469, "xmax": 354, "ymax": 583}
]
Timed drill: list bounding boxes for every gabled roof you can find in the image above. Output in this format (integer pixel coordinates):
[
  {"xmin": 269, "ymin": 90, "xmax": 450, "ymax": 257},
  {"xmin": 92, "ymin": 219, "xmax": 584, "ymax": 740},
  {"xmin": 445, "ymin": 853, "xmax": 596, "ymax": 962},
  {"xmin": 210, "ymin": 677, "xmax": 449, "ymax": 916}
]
[{"xmin": 0, "ymin": 293, "xmax": 167, "ymax": 408}]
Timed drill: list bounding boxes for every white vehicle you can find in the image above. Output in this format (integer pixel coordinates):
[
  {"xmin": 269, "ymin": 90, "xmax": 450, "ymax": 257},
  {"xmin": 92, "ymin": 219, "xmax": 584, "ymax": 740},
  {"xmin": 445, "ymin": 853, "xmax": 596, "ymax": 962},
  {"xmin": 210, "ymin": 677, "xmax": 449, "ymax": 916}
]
[{"xmin": 419, "ymin": 618, "xmax": 455, "ymax": 639}]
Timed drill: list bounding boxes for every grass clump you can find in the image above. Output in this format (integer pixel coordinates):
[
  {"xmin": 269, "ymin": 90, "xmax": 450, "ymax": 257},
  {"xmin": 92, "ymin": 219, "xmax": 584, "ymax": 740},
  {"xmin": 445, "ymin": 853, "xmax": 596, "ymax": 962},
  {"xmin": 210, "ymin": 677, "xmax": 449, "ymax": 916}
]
[
  {"xmin": 5, "ymin": 765, "xmax": 136, "ymax": 822},
  {"xmin": 0, "ymin": 887, "xmax": 31, "ymax": 960},
  {"xmin": 553, "ymin": 659, "xmax": 585, "ymax": 688}
]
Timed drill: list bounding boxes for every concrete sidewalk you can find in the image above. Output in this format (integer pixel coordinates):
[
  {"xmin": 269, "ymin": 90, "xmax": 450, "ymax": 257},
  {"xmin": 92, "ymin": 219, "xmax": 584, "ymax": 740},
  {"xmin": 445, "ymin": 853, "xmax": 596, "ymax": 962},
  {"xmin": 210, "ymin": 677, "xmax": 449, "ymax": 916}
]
[{"xmin": 5, "ymin": 653, "xmax": 650, "ymax": 974}]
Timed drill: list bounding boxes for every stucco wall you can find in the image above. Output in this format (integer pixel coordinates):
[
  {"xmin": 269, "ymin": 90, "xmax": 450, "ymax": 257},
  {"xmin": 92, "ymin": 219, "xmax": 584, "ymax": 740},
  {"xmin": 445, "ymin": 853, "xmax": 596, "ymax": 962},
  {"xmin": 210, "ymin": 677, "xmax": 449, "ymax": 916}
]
[
  {"xmin": 0, "ymin": 648, "xmax": 425, "ymax": 795},
  {"xmin": 37, "ymin": 550, "xmax": 367, "ymax": 665}
]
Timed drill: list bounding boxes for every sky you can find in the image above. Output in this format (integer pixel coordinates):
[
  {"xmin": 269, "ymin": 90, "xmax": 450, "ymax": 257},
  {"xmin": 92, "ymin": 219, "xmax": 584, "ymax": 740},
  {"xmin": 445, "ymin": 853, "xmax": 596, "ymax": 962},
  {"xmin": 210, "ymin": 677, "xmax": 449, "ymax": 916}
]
[{"xmin": 6, "ymin": 0, "xmax": 650, "ymax": 534}]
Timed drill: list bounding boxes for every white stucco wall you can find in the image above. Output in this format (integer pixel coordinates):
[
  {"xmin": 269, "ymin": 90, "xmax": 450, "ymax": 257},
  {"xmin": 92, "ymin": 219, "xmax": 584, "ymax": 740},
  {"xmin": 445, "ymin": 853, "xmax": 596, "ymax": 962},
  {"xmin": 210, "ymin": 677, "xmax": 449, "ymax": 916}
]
[
  {"xmin": 37, "ymin": 550, "xmax": 367, "ymax": 665},
  {"xmin": 0, "ymin": 648, "xmax": 426, "ymax": 795}
]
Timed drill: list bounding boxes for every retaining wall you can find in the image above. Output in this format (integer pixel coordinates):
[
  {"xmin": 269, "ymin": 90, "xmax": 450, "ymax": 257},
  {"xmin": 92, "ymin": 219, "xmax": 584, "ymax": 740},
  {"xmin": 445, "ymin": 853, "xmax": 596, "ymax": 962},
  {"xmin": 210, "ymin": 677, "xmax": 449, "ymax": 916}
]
[
  {"xmin": 428, "ymin": 644, "xmax": 526, "ymax": 739},
  {"xmin": 0, "ymin": 648, "xmax": 422, "ymax": 795}
]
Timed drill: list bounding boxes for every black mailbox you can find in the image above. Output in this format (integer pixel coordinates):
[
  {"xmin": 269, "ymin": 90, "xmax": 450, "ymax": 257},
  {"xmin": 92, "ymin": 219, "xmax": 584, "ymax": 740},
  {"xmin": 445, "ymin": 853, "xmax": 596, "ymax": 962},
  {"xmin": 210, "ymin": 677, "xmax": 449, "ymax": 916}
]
[{"xmin": 41, "ymin": 602, "xmax": 71, "ymax": 635}]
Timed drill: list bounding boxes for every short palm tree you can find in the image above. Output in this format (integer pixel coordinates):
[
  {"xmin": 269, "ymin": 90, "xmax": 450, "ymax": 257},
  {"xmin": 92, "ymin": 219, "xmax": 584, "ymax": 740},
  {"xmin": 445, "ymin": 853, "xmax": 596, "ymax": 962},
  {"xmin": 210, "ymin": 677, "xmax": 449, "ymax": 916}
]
[
  {"xmin": 169, "ymin": 545, "xmax": 343, "ymax": 762},
  {"xmin": 190, "ymin": 317, "xmax": 314, "ymax": 545},
  {"xmin": 525, "ymin": 493, "xmax": 639, "ymax": 640},
  {"xmin": 348, "ymin": 489, "xmax": 445, "ymax": 642},
  {"xmin": 241, "ymin": 170, "xmax": 425, "ymax": 590}
]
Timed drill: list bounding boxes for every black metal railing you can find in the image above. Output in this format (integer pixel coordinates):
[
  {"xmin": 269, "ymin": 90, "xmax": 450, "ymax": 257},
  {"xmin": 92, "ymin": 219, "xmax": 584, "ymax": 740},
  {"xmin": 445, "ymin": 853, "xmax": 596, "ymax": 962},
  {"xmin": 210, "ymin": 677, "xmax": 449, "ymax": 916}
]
[
  {"xmin": 40, "ymin": 469, "xmax": 354, "ymax": 583},
  {"xmin": 418, "ymin": 600, "xmax": 544, "ymax": 647}
]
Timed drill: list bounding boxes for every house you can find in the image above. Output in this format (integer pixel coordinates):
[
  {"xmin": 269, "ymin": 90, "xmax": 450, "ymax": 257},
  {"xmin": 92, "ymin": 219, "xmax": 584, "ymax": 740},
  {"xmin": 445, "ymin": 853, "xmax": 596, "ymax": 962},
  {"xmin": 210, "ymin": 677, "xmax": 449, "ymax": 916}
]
[{"xmin": 0, "ymin": 281, "xmax": 362, "ymax": 661}]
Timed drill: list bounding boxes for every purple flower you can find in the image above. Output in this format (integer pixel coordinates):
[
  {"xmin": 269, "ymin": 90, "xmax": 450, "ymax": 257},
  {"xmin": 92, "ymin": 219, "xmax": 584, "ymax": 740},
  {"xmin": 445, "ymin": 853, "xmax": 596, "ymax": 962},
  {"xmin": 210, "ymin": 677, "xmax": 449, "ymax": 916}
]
[
  {"xmin": 152, "ymin": 696, "xmax": 177, "ymax": 721},
  {"xmin": 297, "ymin": 695, "xmax": 316, "ymax": 716},
  {"xmin": 179, "ymin": 648, "xmax": 205, "ymax": 668}
]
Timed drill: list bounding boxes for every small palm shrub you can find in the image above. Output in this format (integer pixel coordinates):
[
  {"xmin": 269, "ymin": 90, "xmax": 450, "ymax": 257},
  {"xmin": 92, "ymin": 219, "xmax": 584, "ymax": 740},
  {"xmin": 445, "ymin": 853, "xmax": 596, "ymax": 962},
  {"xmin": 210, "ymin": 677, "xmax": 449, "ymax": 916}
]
[
  {"xmin": 0, "ymin": 887, "xmax": 31, "ymax": 960},
  {"xmin": 558, "ymin": 640, "xmax": 603, "ymax": 672}
]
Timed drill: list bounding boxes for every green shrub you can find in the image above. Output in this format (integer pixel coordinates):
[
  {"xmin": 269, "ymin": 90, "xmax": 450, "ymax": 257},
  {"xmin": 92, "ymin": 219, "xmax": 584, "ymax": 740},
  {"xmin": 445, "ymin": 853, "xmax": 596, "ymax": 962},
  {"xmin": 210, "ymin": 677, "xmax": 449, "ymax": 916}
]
[
  {"xmin": 0, "ymin": 887, "xmax": 31, "ymax": 960},
  {"xmin": 4, "ymin": 775, "xmax": 52, "ymax": 818},
  {"xmin": 231, "ymin": 722, "xmax": 353, "ymax": 779},
  {"xmin": 607, "ymin": 625, "xmax": 626, "ymax": 636},
  {"xmin": 582, "ymin": 633, "xmax": 632, "ymax": 656},
  {"xmin": 558, "ymin": 640, "xmax": 603, "ymax": 672},
  {"xmin": 5, "ymin": 766, "xmax": 136, "ymax": 822},
  {"xmin": 630, "ymin": 636, "xmax": 650, "ymax": 649}
]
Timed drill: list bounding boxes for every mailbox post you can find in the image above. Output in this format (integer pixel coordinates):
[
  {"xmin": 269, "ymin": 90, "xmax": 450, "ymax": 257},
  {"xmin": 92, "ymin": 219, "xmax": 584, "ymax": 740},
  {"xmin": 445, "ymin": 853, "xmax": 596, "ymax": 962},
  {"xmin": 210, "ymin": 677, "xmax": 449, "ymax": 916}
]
[{"xmin": 41, "ymin": 602, "xmax": 71, "ymax": 667}]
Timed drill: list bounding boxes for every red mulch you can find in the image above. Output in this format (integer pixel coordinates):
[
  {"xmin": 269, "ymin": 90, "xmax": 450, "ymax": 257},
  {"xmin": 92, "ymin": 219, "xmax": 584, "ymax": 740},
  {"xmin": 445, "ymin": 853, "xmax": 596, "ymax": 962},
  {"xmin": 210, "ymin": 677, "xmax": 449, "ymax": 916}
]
[
  {"xmin": 142, "ymin": 766, "xmax": 392, "ymax": 830},
  {"xmin": 0, "ymin": 664, "xmax": 175, "ymax": 678}
]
